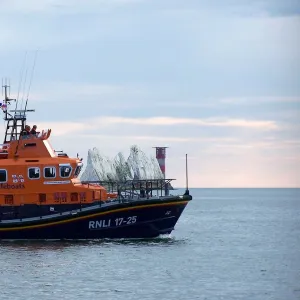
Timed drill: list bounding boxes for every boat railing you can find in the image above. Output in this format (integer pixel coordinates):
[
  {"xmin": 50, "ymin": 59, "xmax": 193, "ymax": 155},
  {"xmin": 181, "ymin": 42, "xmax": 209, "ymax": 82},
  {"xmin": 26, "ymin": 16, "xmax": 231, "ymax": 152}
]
[
  {"xmin": 81, "ymin": 178, "xmax": 175, "ymax": 201},
  {"xmin": 0, "ymin": 179, "xmax": 179, "ymax": 222},
  {"xmin": 0, "ymin": 179, "xmax": 176, "ymax": 222},
  {"xmin": 0, "ymin": 143, "xmax": 10, "ymax": 156}
]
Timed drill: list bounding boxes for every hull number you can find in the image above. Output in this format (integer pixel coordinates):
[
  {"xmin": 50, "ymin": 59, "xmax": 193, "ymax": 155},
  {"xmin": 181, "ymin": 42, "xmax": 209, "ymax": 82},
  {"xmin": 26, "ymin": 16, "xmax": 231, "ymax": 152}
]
[
  {"xmin": 89, "ymin": 216, "xmax": 137, "ymax": 230},
  {"xmin": 115, "ymin": 216, "xmax": 137, "ymax": 226}
]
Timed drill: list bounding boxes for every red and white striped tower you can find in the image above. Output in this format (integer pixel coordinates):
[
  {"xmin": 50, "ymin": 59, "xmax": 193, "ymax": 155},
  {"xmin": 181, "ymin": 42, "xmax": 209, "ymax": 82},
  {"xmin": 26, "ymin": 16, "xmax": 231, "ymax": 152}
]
[{"xmin": 153, "ymin": 147, "xmax": 168, "ymax": 178}]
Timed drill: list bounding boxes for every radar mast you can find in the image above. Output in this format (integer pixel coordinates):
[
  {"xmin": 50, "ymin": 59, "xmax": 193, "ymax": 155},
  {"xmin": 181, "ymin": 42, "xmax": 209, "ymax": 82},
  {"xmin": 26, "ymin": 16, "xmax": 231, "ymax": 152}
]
[{"xmin": 1, "ymin": 80, "xmax": 34, "ymax": 143}]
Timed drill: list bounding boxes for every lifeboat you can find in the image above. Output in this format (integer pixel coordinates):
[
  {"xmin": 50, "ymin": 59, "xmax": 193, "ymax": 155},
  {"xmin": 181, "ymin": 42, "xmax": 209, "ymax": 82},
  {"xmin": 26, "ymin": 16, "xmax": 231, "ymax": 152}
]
[{"xmin": 0, "ymin": 83, "xmax": 192, "ymax": 240}]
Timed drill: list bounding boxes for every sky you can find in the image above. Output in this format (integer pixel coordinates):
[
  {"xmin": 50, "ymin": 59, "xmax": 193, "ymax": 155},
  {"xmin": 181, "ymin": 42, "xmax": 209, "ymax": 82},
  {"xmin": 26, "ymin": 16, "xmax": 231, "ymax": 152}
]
[{"xmin": 0, "ymin": 0, "xmax": 299, "ymax": 187}]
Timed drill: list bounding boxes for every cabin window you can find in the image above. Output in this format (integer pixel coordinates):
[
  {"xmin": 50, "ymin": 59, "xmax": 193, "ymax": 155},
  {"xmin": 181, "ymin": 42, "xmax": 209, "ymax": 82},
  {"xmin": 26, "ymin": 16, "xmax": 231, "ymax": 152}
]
[
  {"xmin": 0, "ymin": 169, "xmax": 7, "ymax": 182},
  {"xmin": 44, "ymin": 166, "xmax": 56, "ymax": 178},
  {"xmin": 28, "ymin": 167, "xmax": 40, "ymax": 179},
  {"xmin": 74, "ymin": 165, "xmax": 82, "ymax": 178},
  {"xmin": 60, "ymin": 165, "xmax": 72, "ymax": 178}
]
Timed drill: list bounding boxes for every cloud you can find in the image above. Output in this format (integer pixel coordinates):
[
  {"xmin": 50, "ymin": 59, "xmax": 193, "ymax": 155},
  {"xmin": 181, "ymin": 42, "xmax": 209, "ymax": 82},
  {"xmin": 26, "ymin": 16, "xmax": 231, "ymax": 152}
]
[
  {"xmin": 45, "ymin": 124, "xmax": 300, "ymax": 187},
  {"xmin": 5, "ymin": 118, "xmax": 296, "ymax": 188},
  {"xmin": 0, "ymin": 0, "xmax": 144, "ymax": 14},
  {"xmin": 29, "ymin": 82, "xmax": 145, "ymax": 103},
  {"xmin": 96, "ymin": 116, "xmax": 279, "ymax": 130},
  {"xmin": 0, "ymin": 1, "xmax": 147, "ymax": 52},
  {"xmin": 205, "ymin": 140, "xmax": 300, "ymax": 155},
  {"xmin": 152, "ymin": 96, "xmax": 300, "ymax": 108},
  {"xmin": 36, "ymin": 121, "xmax": 84, "ymax": 136},
  {"xmin": 3, "ymin": 0, "xmax": 299, "ymax": 18},
  {"xmin": 74, "ymin": 134, "xmax": 238, "ymax": 144},
  {"xmin": 35, "ymin": 116, "xmax": 279, "ymax": 135},
  {"xmin": 220, "ymin": 96, "xmax": 300, "ymax": 105}
]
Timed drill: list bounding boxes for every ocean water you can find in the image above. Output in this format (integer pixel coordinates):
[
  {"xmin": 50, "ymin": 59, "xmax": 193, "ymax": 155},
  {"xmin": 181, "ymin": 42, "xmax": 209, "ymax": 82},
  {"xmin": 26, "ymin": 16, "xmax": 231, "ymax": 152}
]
[{"xmin": 0, "ymin": 188, "xmax": 299, "ymax": 300}]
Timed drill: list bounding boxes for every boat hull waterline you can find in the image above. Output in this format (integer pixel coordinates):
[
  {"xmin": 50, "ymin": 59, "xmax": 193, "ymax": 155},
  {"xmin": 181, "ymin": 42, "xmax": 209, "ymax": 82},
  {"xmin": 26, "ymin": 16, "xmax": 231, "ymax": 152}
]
[{"xmin": 0, "ymin": 196, "xmax": 191, "ymax": 240}]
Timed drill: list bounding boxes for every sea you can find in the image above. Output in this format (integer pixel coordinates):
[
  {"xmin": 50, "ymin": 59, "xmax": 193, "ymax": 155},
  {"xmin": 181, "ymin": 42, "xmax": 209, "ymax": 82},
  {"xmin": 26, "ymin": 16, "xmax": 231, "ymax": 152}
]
[{"xmin": 0, "ymin": 188, "xmax": 299, "ymax": 300}]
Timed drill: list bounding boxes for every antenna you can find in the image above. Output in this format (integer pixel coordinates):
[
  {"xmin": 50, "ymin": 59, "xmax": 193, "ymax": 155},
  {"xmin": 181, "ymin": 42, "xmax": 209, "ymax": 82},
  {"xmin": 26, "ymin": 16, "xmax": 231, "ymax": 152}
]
[
  {"xmin": 1, "ymin": 80, "xmax": 16, "ymax": 122},
  {"xmin": 20, "ymin": 67, "xmax": 28, "ymax": 112},
  {"xmin": 184, "ymin": 153, "xmax": 189, "ymax": 196},
  {"xmin": 16, "ymin": 51, "xmax": 28, "ymax": 113},
  {"xmin": 8, "ymin": 78, "xmax": 11, "ymax": 96},
  {"xmin": 24, "ymin": 50, "xmax": 38, "ymax": 117},
  {"xmin": 1, "ymin": 52, "xmax": 37, "ymax": 145}
]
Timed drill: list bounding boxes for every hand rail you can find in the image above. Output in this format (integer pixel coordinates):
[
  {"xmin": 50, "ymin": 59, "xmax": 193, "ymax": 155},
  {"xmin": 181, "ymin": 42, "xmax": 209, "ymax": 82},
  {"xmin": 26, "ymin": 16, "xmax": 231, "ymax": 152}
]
[{"xmin": 0, "ymin": 143, "xmax": 10, "ymax": 149}]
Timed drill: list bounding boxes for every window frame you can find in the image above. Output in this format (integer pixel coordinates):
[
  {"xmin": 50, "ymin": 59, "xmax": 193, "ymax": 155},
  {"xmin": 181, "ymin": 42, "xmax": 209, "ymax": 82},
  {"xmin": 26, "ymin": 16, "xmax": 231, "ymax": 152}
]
[
  {"xmin": 28, "ymin": 167, "xmax": 41, "ymax": 180},
  {"xmin": 43, "ymin": 166, "xmax": 57, "ymax": 179},
  {"xmin": 59, "ymin": 164, "xmax": 72, "ymax": 178},
  {"xmin": 74, "ymin": 163, "xmax": 83, "ymax": 178},
  {"xmin": 0, "ymin": 169, "xmax": 7, "ymax": 183}
]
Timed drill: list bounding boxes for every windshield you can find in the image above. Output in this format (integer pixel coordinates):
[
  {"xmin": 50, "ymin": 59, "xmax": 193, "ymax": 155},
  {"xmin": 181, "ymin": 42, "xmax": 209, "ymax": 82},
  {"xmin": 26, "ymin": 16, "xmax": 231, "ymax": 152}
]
[{"xmin": 74, "ymin": 163, "xmax": 83, "ymax": 178}]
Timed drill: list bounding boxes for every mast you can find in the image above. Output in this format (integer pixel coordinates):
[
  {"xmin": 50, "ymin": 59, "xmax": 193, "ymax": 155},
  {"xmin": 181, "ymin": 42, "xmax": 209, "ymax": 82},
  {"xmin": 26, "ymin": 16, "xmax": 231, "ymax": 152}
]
[
  {"xmin": 184, "ymin": 153, "xmax": 189, "ymax": 196},
  {"xmin": 1, "ymin": 80, "xmax": 34, "ymax": 143},
  {"xmin": 1, "ymin": 80, "xmax": 15, "ymax": 121}
]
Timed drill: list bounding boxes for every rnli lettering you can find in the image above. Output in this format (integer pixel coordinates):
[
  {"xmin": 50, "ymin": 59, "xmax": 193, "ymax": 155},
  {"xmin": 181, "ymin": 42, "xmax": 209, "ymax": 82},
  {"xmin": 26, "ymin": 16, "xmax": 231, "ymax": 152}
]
[
  {"xmin": 0, "ymin": 183, "xmax": 25, "ymax": 189},
  {"xmin": 88, "ymin": 216, "xmax": 138, "ymax": 230},
  {"xmin": 89, "ymin": 219, "xmax": 111, "ymax": 229}
]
